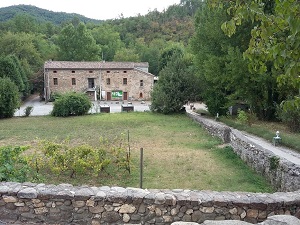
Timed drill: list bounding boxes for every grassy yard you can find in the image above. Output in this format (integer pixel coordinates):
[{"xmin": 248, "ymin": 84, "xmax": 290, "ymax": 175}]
[{"xmin": 0, "ymin": 112, "xmax": 274, "ymax": 192}]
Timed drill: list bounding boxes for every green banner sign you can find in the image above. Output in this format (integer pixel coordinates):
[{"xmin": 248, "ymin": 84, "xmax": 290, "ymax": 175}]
[{"xmin": 112, "ymin": 91, "xmax": 123, "ymax": 99}]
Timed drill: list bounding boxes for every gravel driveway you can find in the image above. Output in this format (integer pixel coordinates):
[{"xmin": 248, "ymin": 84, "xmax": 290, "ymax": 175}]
[{"xmin": 14, "ymin": 95, "xmax": 151, "ymax": 116}]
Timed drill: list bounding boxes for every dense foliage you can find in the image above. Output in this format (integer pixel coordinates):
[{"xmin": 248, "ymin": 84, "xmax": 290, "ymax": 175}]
[
  {"xmin": 0, "ymin": 146, "xmax": 32, "ymax": 182},
  {"xmin": 0, "ymin": 5, "xmax": 101, "ymax": 24},
  {"xmin": 0, "ymin": 77, "xmax": 20, "ymax": 118},
  {"xmin": 51, "ymin": 92, "xmax": 92, "ymax": 117},
  {"xmin": 0, "ymin": 136, "xmax": 131, "ymax": 182},
  {"xmin": 151, "ymin": 53, "xmax": 200, "ymax": 114},
  {"xmin": 0, "ymin": 1, "xmax": 298, "ymax": 132},
  {"xmin": 206, "ymin": 0, "xmax": 299, "ymax": 128}
]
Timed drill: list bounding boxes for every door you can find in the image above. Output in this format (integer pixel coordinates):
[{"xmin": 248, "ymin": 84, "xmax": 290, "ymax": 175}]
[
  {"xmin": 123, "ymin": 92, "xmax": 128, "ymax": 100},
  {"xmin": 107, "ymin": 92, "xmax": 111, "ymax": 101}
]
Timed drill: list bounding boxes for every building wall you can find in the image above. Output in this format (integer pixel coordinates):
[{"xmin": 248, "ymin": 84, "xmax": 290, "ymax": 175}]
[{"xmin": 45, "ymin": 68, "xmax": 154, "ymax": 101}]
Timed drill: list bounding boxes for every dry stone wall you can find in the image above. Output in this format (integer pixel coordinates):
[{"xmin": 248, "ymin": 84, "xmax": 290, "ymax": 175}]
[
  {"xmin": 186, "ymin": 111, "xmax": 300, "ymax": 192},
  {"xmin": 0, "ymin": 182, "xmax": 300, "ymax": 225}
]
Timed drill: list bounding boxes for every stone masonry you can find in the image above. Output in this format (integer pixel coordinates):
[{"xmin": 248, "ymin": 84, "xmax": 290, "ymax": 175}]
[
  {"xmin": 44, "ymin": 61, "xmax": 155, "ymax": 101},
  {"xmin": 0, "ymin": 182, "xmax": 300, "ymax": 224}
]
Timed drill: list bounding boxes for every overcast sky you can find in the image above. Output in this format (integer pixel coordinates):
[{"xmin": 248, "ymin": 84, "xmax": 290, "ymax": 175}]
[{"xmin": 0, "ymin": 0, "xmax": 181, "ymax": 20}]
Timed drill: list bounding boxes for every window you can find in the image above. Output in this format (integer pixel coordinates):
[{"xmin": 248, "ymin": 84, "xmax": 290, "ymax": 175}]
[
  {"xmin": 72, "ymin": 71, "xmax": 75, "ymax": 73},
  {"xmin": 123, "ymin": 71, "xmax": 127, "ymax": 73},
  {"xmin": 72, "ymin": 78, "xmax": 76, "ymax": 85},
  {"xmin": 53, "ymin": 78, "xmax": 58, "ymax": 85},
  {"xmin": 123, "ymin": 78, "xmax": 127, "ymax": 85},
  {"xmin": 89, "ymin": 71, "xmax": 93, "ymax": 73},
  {"xmin": 107, "ymin": 71, "xmax": 111, "ymax": 73},
  {"xmin": 53, "ymin": 71, "xmax": 57, "ymax": 73},
  {"xmin": 106, "ymin": 78, "xmax": 110, "ymax": 85},
  {"xmin": 140, "ymin": 80, "xmax": 144, "ymax": 87},
  {"xmin": 88, "ymin": 78, "xmax": 95, "ymax": 88}
]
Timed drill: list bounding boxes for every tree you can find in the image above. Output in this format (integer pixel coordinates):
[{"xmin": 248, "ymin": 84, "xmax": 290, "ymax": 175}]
[
  {"xmin": 57, "ymin": 22, "xmax": 101, "ymax": 61},
  {"xmin": 0, "ymin": 32, "xmax": 43, "ymax": 72},
  {"xmin": 0, "ymin": 77, "xmax": 20, "ymax": 119},
  {"xmin": 151, "ymin": 53, "xmax": 200, "ymax": 114},
  {"xmin": 91, "ymin": 25, "xmax": 124, "ymax": 61},
  {"xmin": 0, "ymin": 55, "xmax": 24, "ymax": 93},
  {"xmin": 159, "ymin": 43, "xmax": 184, "ymax": 71},
  {"xmin": 113, "ymin": 48, "xmax": 140, "ymax": 62},
  {"xmin": 208, "ymin": 0, "xmax": 300, "ymax": 97}
]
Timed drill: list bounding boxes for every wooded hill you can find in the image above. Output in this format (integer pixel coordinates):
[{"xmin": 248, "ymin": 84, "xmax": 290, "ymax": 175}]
[{"xmin": 0, "ymin": 4, "xmax": 101, "ymax": 24}]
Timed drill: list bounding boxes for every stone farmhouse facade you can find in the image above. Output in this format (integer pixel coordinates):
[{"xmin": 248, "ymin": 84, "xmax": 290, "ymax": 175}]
[{"xmin": 43, "ymin": 61, "xmax": 155, "ymax": 101}]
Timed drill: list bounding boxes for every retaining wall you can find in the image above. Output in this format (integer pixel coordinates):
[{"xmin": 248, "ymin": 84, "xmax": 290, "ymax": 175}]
[
  {"xmin": 187, "ymin": 111, "xmax": 300, "ymax": 192},
  {"xmin": 0, "ymin": 182, "xmax": 300, "ymax": 224}
]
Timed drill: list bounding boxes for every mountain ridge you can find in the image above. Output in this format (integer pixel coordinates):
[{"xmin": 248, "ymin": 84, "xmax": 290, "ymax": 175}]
[{"xmin": 0, "ymin": 4, "xmax": 102, "ymax": 24}]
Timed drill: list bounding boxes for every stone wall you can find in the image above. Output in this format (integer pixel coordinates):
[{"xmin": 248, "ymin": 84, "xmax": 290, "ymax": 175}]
[
  {"xmin": 186, "ymin": 111, "xmax": 300, "ymax": 192},
  {"xmin": 0, "ymin": 182, "xmax": 299, "ymax": 225}
]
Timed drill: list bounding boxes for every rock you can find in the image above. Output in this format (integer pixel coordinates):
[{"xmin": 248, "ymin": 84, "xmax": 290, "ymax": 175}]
[
  {"xmin": 119, "ymin": 204, "xmax": 136, "ymax": 214},
  {"xmin": 172, "ymin": 223, "xmax": 199, "ymax": 225},
  {"xmin": 201, "ymin": 221, "xmax": 251, "ymax": 225},
  {"xmin": 18, "ymin": 188, "xmax": 37, "ymax": 199},
  {"xmin": 260, "ymin": 215, "xmax": 300, "ymax": 225}
]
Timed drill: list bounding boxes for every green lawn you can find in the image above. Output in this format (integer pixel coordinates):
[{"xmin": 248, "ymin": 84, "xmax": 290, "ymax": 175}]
[{"xmin": 0, "ymin": 112, "xmax": 274, "ymax": 192}]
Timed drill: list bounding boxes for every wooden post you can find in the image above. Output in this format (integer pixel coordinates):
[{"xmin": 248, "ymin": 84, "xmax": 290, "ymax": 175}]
[{"xmin": 140, "ymin": 148, "xmax": 143, "ymax": 189}]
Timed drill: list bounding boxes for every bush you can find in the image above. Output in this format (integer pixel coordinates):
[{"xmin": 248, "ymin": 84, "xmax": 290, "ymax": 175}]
[
  {"xmin": 0, "ymin": 77, "xmax": 20, "ymax": 118},
  {"xmin": 51, "ymin": 92, "xmax": 92, "ymax": 117},
  {"xmin": 27, "ymin": 136, "xmax": 131, "ymax": 179},
  {"xmin": 237, "ymin": 109, "xmax": 257, "ymax": 126},
  {"xmin": 24, "ymin": 106, "xmax": 33, "ymax": 117},
  {"xmin": 0, "ymin": 146, "xmax": 33, "ymax": 182},
  {"xmin": 277, "ymin": 97, "xmax": 300, "ymax": 132}
]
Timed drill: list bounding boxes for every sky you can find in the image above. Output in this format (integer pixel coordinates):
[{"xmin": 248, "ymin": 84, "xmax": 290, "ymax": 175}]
[{"xmin": 0, "ymin": 0, "xmax": 181, "ymax": 20}]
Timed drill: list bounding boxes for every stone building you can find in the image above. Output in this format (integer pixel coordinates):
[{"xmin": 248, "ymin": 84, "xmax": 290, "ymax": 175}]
[{"xmin": 43, "ymin": 61, "xmax": 155, "ymax": 101}]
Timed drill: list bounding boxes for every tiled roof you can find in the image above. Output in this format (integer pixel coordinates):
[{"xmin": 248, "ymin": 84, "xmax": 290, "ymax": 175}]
[
  {"xmin": 44, "ymin": 61, "xmax": 101, "ymax": 69},
  {"xmin": 44, "ymin": 61, "xmax": 149, "ymax": 70}
]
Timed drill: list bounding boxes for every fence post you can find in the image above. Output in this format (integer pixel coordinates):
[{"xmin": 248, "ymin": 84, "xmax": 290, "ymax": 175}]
[{"xmin": 140, "ymin": 148, "xmax": 143, "ymax": 189}]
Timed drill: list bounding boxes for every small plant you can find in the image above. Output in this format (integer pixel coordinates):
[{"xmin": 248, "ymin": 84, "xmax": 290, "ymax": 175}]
[
  {"xmin": 269, "ymin": 156, "xmax": 280, "ymax": 170},
  {"xmin": 24, "ymin": 106, "xmax": 33, "ymax": 117},
  {"xmin": 237, "ymin": 109, "xmax": 256, "ymax": 126}
]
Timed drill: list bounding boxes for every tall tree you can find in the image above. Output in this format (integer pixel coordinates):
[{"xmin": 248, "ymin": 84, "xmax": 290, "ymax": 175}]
[
  {"xmin": 151, "ymin": 52, "xmax": 200, "ymax": 114},
  {"xmin": 0, "ymin": 55, "xmax": 24, "ymax": 93},
  {"xmin": 208, "ymin": 0, "xmax": 299, "ymax": 97},
  {"xmin": 57, "ymin": 22, "xmax": 101, "ymax": 61},
  {"xmin": 0, "ymin": 77, "xmax": 20, "ymax": 119},
  {"xmin": 91, "ymin": 25, "xmax": 124, "ymax": 61}
]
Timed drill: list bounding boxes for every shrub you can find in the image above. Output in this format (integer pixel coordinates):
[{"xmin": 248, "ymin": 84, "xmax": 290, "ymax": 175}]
[
  {"xmin": 51, "ymin": 92, "xmax": 92, "ymax": 117},
  {"xmin": 277, "ymin": 97, "xmax": 300, "ymax": 132},
  {"xmin": 0, "ymin": 146, "xmax": 33, "ymax": 182},
  {"xmin": 29, "ymin": 136, "xmax": 131, "ymax": 179},
  {"xmin": 237, "ymin": 109, "xmax": 256, "ymax": 126},
  {"xmin": 0, "ymin": 77, "xmax": 20, "ymax": 118},
  {"xmin": 24, "ymin": 106, "xmax": 33, "ymax": 117}
]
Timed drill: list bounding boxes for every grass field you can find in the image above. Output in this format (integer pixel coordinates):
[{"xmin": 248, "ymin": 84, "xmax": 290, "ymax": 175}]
[{"xmin": 0, "ymin": 112, "xmax": 274, "ymax": 192}]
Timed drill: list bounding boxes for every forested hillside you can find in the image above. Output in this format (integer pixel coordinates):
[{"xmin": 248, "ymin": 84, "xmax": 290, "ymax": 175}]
[{"xmin": 0, "ymin": 5, "xmax": 101, "ymax": 24}]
